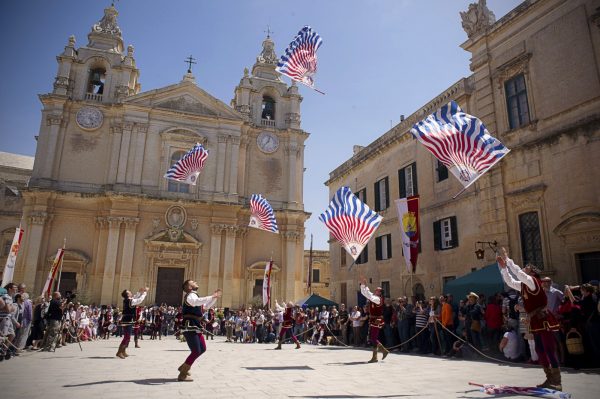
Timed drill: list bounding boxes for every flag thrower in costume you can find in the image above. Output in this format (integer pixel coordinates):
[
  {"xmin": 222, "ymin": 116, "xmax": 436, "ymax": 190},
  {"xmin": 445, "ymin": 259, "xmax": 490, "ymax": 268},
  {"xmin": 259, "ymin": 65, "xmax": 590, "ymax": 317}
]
[
  {"xmin": 0, "ymin": 226, "xmax": 24, "ymax": 286},
  {"xmin": 394, "ymin": 196, "xmax": 420, "ymax": 274},
  {"xmin": 249, "ymin": 194, "xmax": 279, "ymax": 234},
  {"xmin": 42, "ymin": 246, "xmax": 65, "ymax": 297},
  {"xmin": 262, "ymin": 260, "xmax": 273, "ymax": 307},
  {"xmin": 319, "ymin": 186, "xmax": 383, "ymax": 262},
  {"xmin": 276, "ymin": 25, "xmax": 324, "ymax": 94},
  {"xmin": 164, "ymin": 143, "xmax": 209, "ymax": 185},
  {"xmin": 469, "ymin": 382, "xmax": 571, "ymax": 399},
  {"xmin": 410, "ymin": 101, "xmax": 510, "ymax": 197}
]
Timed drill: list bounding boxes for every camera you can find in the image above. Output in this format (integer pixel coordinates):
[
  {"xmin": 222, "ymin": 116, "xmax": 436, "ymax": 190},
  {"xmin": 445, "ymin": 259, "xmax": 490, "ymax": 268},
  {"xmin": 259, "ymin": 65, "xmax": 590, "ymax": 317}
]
[{"xmin": 64, "ymin": 291, "xmax": 77, "ymax": 302}]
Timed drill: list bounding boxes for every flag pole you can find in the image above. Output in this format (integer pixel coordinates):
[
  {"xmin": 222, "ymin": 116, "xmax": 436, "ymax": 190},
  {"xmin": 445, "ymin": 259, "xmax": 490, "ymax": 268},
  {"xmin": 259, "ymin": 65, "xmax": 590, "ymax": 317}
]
[
  {"xmin": 308, "ymin": 234, "xmax": 313, "ymax": 295},
  {"xmin": 269, "ymin": 252, "xmax": 273, "ymax": 309},
  {"xmin": 56, "ymin": 238, "xmax": 66, "ymax": 293}
]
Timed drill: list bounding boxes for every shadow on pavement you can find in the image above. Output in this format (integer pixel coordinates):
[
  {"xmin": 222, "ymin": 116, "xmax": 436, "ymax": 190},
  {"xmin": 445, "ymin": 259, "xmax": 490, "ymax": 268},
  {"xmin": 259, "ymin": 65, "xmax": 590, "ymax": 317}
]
[
  {"xmin": 85, "ymin": 356, "xmax": 117, "ymax": 359},
  {"xmin": 244, "ymin": 365, "xmax": 314, "ymax": 371},
  {"xmin": 64, "ymin": 378, "xmax": 174, "ymax": 387},
  {"xmin": 325, "ymin": 361, "xmax": 367, "ymax": 366}
]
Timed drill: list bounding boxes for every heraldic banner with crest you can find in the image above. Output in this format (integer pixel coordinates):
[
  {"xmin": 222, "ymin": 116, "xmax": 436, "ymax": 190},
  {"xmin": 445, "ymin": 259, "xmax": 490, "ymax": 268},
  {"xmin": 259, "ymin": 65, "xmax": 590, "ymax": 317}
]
[{"xmin": 395, "ymin": 196, "xmax": 420, "ymax": 273}]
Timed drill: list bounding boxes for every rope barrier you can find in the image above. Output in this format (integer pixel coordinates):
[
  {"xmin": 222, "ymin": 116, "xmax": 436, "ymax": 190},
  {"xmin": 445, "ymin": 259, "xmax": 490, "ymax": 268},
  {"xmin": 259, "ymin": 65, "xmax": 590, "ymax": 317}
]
[
  {"xmin": 382, "ymin": 323, "xmax": 430, "ymax": 352},
  {"xmin": 434, "ymin": 319, "xmax": 520, "ymax": 365}
]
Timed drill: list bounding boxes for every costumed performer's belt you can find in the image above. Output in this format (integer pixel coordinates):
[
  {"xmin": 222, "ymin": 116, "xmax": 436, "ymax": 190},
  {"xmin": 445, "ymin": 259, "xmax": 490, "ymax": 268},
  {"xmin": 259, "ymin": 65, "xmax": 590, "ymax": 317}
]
[
  {"xmin": 527, "ymin": 306, "xmax": 560, "ymax": 332},
  {"xmin": 369, "ymin": 316, "xmax": 384, "ymax": 328}
]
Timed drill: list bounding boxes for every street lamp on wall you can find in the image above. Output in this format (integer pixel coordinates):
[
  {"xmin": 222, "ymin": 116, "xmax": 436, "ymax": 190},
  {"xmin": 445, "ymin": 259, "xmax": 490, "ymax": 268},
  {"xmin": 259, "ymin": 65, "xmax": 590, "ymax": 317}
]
[{"xmin": 474, "ymin": 241, "xmax": 498, "ymax": 260}]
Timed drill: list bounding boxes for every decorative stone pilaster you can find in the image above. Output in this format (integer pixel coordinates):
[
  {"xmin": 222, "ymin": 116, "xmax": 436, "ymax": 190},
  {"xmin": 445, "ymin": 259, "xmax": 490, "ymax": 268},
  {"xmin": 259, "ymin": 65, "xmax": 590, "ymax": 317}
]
[
  {"xmin": 23, "ymin": 211, "xmax": 52, "ymax": 289},
  {"xmin": 221, "ymin": 226, "xmax": 238, "ymax": 306},
  {"xmin": 118, "ymin": 217, "xmax": 139, "ymax": 296},
  {"xmin": 116, "ymin": 122, "xmax": 134, "ymax": 184},
  {"xmin": 229, "ymin": 137, "xmax": 240, "ymax": 195},
  {"xmin": 215, "ymin": 135, "xmax": 228, "ymax": 193},
  {"xmin": 285, "ymin": 143, "xmax": 299, "ymax": 206},
  {"xmin": 207, "ymin": 223, "xmax": 225, "ymax": 293},
  {"xmin": 100, "ymin": 216, "xmax": 123, "ymax": 304}
]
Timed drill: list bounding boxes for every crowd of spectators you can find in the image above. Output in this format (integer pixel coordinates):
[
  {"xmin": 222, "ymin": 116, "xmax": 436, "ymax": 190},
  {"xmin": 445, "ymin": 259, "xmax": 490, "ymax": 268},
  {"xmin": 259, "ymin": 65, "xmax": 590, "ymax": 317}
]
[
  {"xmin": 2, "ymin": 277, "xmax": 598, "ymax": 369},
  {"xmin": 0, "ymin": 283, "xmax": 180, "ymax": 361}
]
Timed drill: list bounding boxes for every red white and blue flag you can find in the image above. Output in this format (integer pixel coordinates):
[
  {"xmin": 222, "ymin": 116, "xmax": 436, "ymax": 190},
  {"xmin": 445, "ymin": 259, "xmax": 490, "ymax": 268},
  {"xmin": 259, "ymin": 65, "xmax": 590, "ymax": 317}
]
[
  {"xmin": 164, "ymin": 143, "xmax": 209, "ymax": 186},
  {"xmin": 319, "ymin": 186, "xmax": 383, "ymax": 261},
  {"xmin": 469, "ymin": 382, "xmax": 571, "ymax": 399},
  {"xmin": 411, "ymin": 101, "xmax": 510, "ymax": 191},
  {"xmin": 276, "ymin": 26, "xmax": 324, "ymax": 93},
  {"xmin": 249, "ymin": 194, "xmax": 279, "ymax": 234}
]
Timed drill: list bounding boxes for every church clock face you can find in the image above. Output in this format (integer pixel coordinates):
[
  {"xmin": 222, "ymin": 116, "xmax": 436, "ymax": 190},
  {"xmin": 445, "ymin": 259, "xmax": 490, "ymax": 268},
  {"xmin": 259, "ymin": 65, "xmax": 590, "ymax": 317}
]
[
  {"xmin": 257, "ymin": 131, "xmax": 279, "ymax": 154},
  {"xmin": 76, "ymin": 106, "xmax": 103, "ymax": 130}
]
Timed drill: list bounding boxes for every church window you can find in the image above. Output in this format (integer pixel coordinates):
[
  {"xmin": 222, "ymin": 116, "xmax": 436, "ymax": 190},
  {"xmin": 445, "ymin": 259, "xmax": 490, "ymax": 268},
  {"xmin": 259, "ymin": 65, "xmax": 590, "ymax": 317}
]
[
  {"xmin": 87, "ymin": 68, "xmax": 106, "ymax": 95},
  {"xmin": 505, "ymin": 74, "xmax": 530, "ymax": 130},
  {"xmin": 167, "ymin": 151, "xmax": 190, "ymax": 193},
  {"xmin": 261, "ymin": 96, "xmax": 275, "ymax": 120},
  {"xmin": 312, "ymin": 268, "xmax": 320, "ymax": 283},
  {"xmin": 519, "ymin": 211, "xmax": 544, "ymax": 269}
]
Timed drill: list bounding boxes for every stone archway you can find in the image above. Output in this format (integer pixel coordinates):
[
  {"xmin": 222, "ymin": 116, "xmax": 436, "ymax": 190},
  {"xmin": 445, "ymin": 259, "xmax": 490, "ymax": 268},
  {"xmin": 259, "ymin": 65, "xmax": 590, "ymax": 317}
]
[
  {"xmin": 246, "ymin": 261, "xmax": 281, "ymax": 307},
  {"xmin": 144, "ymin": 229, "xmax": 202, "ymax": 305},
  {"xmin": 45, "ymin": 250, "xmax": 91, "ymax": 299}
]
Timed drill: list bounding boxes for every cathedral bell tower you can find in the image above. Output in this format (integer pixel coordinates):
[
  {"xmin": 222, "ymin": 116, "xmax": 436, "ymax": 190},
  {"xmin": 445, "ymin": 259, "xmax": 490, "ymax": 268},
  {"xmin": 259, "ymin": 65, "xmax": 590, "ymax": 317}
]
[
  {"xmin": 51, "ymin": 4, "xmax": 140, "ymax": 104},
  {"xmin": 232, "ymin": 33, "xmax": 302, "ymax": 131}
]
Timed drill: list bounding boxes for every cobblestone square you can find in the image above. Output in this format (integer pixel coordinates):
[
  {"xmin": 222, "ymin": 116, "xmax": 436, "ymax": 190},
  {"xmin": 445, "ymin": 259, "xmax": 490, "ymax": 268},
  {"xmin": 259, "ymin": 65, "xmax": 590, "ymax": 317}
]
[{"xmin": 1, "ymin": 337, "xmax": 598, "ymax": 398}]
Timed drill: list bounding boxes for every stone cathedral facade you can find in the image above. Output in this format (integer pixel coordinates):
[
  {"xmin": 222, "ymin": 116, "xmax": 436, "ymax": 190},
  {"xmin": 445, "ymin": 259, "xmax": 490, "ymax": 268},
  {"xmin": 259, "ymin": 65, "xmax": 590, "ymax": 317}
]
[{"xmin": 8, "ymin": 5, "xmax": 309, "ymax": 307}]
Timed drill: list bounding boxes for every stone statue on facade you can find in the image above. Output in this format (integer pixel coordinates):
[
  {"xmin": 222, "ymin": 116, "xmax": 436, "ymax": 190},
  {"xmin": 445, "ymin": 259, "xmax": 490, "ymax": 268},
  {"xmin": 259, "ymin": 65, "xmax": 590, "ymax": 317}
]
[
  {"xmin": 92, "ymin": 5, "xmax": 122, "ymax": 37},
  {"xmin": 257, "ymin": 37, "xmax": 278, "ymax": 65},
  {"xmin": 460, "ymin": 0, "xmax": 496, "ymax": 38}
]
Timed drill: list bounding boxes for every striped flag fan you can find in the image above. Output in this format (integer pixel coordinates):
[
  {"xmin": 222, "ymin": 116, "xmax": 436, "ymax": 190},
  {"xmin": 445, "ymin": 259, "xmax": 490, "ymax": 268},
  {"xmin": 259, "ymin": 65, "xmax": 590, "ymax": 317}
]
[
  {"xmin": 469, "ymin": 382, "xmax": 571, "ymax": 399},
  {"xmin": 249, "ymin": 194, "xmax": 279, "ymax": 234},
  {"xmin": 319, "ymin": 186, "xmax": 383, "ymax": 261},
  {"xmin": 276, "ymin": 26, "xmax": 324, "ymax": 94},
  {"xmin": 164, "ymin": 143, "xmax": 209, "ymax": 185},
  {"xmin": 411, "ymin": 101, "xmax": 510, "ymax": 197}
]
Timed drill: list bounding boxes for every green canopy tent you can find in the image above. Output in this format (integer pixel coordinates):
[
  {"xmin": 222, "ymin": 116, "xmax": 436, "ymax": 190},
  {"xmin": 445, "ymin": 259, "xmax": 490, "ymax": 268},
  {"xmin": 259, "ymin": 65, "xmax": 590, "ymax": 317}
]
[
  {"xmin": 296, "ymin": 293, "xmax": 338, "ymax": 308},
  {"xmin": 443, "ymin": 263, "xmax": 506, "ymax": 300}
]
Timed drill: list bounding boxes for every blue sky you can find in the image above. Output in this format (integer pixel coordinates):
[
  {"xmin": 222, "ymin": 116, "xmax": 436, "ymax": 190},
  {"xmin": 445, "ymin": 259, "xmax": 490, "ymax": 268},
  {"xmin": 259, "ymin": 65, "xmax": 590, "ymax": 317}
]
[{"xmin": 0, "ymin": 0, "xmax": 522, "ymax": 250}]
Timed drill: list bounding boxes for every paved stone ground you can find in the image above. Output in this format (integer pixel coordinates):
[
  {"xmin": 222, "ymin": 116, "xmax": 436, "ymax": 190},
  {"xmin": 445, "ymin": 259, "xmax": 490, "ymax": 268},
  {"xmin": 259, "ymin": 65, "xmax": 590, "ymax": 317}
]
[{"xmin": 1, "ymin": 336, "xmax": 598, "ymax": 398}]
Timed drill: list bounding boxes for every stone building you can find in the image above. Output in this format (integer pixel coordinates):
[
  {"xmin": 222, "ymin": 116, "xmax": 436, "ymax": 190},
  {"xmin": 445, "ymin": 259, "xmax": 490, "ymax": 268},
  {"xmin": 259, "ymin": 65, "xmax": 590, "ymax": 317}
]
[
  {"xmin": 303, "ymin": 249, "xmax": 331, "ymax": 299},
  {"xmin": 0, "ymin": 152, "xmax": 34, "ymax": 282},
  {"xmin": 0, "ymin": 5, "xmax": 310, "ymax": 307},
  {"xmin": 326, "ymin": 0, "xmax": 600, "ymax": 305}
]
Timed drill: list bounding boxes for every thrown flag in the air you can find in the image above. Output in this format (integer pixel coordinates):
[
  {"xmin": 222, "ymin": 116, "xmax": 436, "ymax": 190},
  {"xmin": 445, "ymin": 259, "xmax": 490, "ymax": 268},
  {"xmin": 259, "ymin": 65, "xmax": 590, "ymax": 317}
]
[
  {"xmin": 276, "ymin": 26, "xmax": 324, "ymax": 94},
  {"xmin": 249, "ymin": 194, "xmax": 279, "ymax": 234},
  {"xmin": 319, "ymin": 186, "xmax": 383, "ymax": 262},
  {"xmin": 411, "ymin": 101, "xmax": 510, "ymax": 197},
  {"xmin": 469, "ymin": 382, "xmax": 571, "ymax": 399},
  {"xmin": 164, "ymin": 143, "xmax": 209, "ymax": 185}
]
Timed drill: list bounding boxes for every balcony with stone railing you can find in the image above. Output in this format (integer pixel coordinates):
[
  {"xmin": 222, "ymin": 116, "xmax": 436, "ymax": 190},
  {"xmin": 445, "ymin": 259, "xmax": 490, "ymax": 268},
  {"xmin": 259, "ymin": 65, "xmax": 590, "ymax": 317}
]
[
  {"xmin": 85, "ymin": 92, "xmax": 103, "ymax": 102},
  {"xmin": 261, "ymin": 118, "xmax": 275, "ymax": 128}
]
